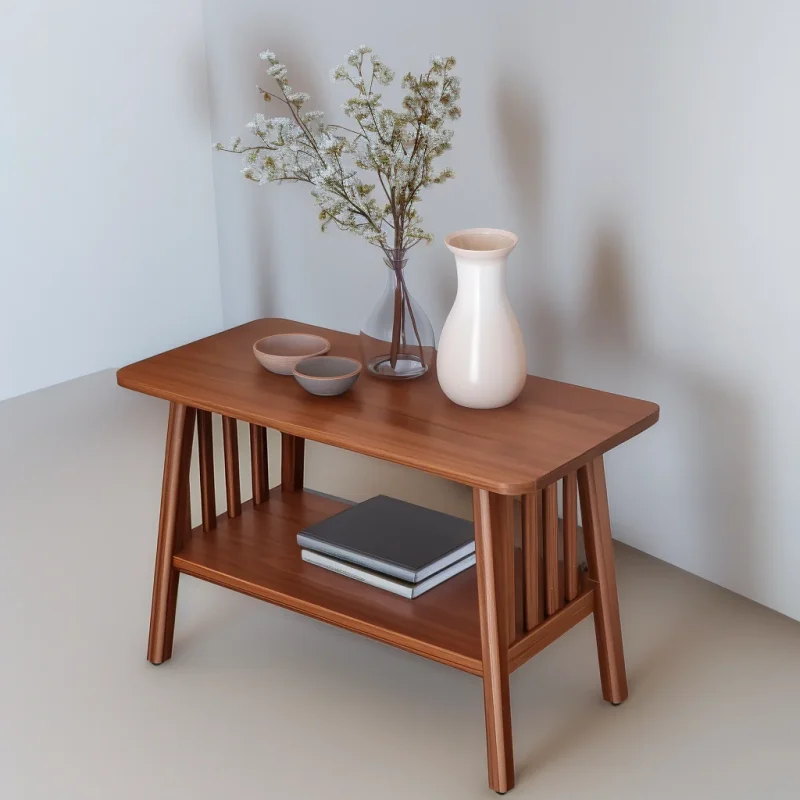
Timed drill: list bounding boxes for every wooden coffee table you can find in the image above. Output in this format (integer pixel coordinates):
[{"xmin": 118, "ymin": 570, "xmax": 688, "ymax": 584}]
[{"xmin": 117, "ymin": 317, "xmax": 659, "ymax": 794}]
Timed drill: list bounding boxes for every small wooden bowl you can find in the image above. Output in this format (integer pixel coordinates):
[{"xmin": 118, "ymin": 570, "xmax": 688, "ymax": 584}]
[
  {"xmin": 293, "ymin": 356, "xmax": 362, "ymax": 396},
  {"xmin": 253, "ymin": 333, "xmax": 331, "ymax": 375}
]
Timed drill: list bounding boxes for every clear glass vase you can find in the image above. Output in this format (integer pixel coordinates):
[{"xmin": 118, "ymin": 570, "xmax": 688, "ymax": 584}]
[{"xmin": 359, "ymin": 249, "xmax": 436, "ymax": 379}]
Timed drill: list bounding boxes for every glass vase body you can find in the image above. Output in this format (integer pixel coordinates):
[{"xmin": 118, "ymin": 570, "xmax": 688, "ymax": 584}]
[{"xmin": 359, "ymin": 250, "xmax": 435, "ymax": 380}]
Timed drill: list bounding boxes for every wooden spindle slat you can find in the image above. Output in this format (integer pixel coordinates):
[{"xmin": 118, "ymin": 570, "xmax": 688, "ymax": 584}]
[
  {"xmin": 281, "ymin": 433, "xmax": 305, "ymax": 492},
  {"xmin": 521, "ymin": 492, "xmax": 541, "ymax": 631},
  {"xmin": 250, "ymin": 424, "xmax": 269, "ymax": 505},
  {"xmin": 543, "ymin": 482, "xmax": 560, "ymax": 616},
  {"xmin": 502, "ymin": 495, "xmax": 516, "ymax": 643},
  {"xmin": 563, "ymin": 472, "xmax": 579, "ymax": 602},
  {"xmin": 196, "ymin": 410, "xmax": 216, "ymax": 531},
  {"xmin": 222, "ymin": 416, "xmax": 241, "ymax": 518}
]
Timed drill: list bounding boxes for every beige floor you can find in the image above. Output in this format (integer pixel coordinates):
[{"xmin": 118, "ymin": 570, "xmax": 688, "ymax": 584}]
[{"xmin": 2, "ymin": 371, "xmax": 800, "ymax": 799}]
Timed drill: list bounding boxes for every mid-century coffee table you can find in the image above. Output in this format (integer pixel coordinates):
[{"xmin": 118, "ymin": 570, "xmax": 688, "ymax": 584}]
[{"xmin": 117, "ymin": 318, "xmax": 659, "ymax": 794}]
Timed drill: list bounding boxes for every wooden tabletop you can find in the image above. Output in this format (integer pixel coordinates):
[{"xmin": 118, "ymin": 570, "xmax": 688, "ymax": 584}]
[{"xmin": 117, "ymin": 318, "xmax": 659, "ymax": 495}]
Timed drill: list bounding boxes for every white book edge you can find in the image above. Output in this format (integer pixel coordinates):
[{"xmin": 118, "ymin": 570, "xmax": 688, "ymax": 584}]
[
  {"xmin": 301, "ymin": 549, "xmax": 477, "ymax": 599},
  {"xmin": 296, "ymin": 533, "xmax": 475, "ymax": 583}
]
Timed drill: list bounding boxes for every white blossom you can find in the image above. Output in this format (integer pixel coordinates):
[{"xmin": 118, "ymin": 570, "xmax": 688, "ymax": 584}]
[
  {"xmin": 217, "ymin": 47, "xmax": 460, "ymax": 251},
  {"xmin": 286, "ymin": 91, "xmax": 310, "ymax": 107},
  {"xmin": 266, "ymin": 63, "xmax": 288, "ymax": 80}
]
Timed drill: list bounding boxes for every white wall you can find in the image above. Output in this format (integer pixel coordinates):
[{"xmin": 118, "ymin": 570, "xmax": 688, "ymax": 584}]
[
  {"xmin": 0, "ymin": 0, "xmax": 223, "ymax": 401},
  {"xmin": 203, "ymin": 0, "xmax": 800, "ymax": 620}
]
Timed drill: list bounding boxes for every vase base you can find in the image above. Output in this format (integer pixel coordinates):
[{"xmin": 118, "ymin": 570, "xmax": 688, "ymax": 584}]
[{"xmin": 366, "ymin": 353, "xmax": 429, "ymax": 380}]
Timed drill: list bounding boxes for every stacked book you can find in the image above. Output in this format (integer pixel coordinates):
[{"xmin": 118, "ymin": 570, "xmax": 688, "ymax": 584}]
[{"xmin": 298, "ymin": 495, "xmax": 476, "ymax": 598}]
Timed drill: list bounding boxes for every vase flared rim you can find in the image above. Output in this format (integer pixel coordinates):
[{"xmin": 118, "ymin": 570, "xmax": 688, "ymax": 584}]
[{"xmin": 444, "ymin": 228, "xmax": 518, "ymax": 260}]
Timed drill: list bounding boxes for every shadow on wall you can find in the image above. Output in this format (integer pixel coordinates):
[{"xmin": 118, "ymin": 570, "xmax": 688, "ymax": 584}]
[
  {"xmin": 205, "ymin": 17, "xmax": 282, "ymax": 324},
  {"xmin": 580, "ymin": 230, "xmax": 758, "ymax": 598},
  {"xmin": 213, "ymin": 22, "xmax": 333, "ymax": 323},
  {"xmin": 493, "ymin": 78, "xmax": 565, "ymax": 378},
  {"xmin": 248, "ymin": 191, "xmax": 277, "ymax": 319},
  {"xmin": 494, "ymin": 76, "xmax": 759, "ymax": 602},
  {"xmin": 241, "ymin": 23, "xmax": 316, "ymax": 321}
]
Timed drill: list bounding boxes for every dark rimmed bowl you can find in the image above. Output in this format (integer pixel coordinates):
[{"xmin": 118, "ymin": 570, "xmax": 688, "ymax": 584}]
[{"xmin": 292, "ymin": 356, "xmax": 362, "ymax": 396}]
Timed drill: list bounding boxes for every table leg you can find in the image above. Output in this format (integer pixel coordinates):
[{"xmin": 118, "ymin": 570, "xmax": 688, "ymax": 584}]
[
  {"xmin": 578, "ymin": 456, "xmax": 628, "ymax": 705},
  {"xmin": 473, "ymin": 489, "xmax": 515, "ymax": 794},
  {"xmin": 281, "ymin": 433, "xmax": 305, "ymax": 492},
  {"xmin": 148, "ymin": 403, "xmax": 195, "ymax": 665}
]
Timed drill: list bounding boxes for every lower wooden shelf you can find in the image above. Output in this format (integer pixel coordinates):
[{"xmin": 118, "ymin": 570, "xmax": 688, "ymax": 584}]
[
  {"xmin": 174, "ymin": 488, "xmax": 485, "ymax": 674},
  {"xmin": 173, "ymin": 488, "xmax": 595, "ymax": 676}
]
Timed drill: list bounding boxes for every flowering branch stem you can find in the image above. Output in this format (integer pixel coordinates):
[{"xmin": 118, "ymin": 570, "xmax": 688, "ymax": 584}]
[
  {"xmin": 216, "ymin": 47, "xmax": 461, "ymax": 368},
  {"xmin": 398, "ymin": 267, "xmax": 426, "ymax": 367}
]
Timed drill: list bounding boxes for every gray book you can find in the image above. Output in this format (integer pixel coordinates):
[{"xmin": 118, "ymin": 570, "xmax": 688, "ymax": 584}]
[{"xmin": 296, "ymin": 495, "xmax": 475, "ymax": 583}]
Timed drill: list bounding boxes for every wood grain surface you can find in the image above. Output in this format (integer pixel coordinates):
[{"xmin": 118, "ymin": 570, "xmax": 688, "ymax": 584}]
[
  {"xmin": 117, "ymin": 318, "xmax": 659, "ymax": 495},
  {"xmin": 197, "ymin": 409, "xmax": 216, "ymax": 531},
  {"xmin": 578, "ymin": 457, "xmax": 629, "ymax": 705},
  {"xmin": 221, "ymin": 416, "xmax": 241, "ymax": 518},
  {"xmin": 521, "ymin": 491, "xmax": 542, "ymax": 632},
  {"xmin": 174, "ymin": 488, "xmax": 485, "ymax": 675},
  {"xmin": 473, "ymin": 489, "xmax": 516, "ymax": 793},
  {"xmin": 562, "ymin": 473, "xmax": 579, "ymax": 603},
  {"xmin": 148, "ymin": 403, "xmax": 195, "ymax": 665}
]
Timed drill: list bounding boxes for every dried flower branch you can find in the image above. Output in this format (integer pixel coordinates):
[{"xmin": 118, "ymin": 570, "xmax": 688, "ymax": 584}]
[{"xmin": 215, "ymin": 45, "xmax": 460, "ymax": 258}]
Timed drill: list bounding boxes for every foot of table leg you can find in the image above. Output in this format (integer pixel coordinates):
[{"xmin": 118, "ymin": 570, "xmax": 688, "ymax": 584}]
[
  {"xmin": 148, "ymin": 403, "xmax": 195, "ymax": 665},
  {"xmin": 473, "ymin": 489, "xmax": 515, "ymax": 794},
  {"xmin": 578, "ymin": 456, "xmax": 628, "ymax": 705}
]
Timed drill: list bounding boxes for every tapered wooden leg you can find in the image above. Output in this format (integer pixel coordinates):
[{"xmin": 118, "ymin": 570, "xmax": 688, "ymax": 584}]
[
  {"xmin": 250, "ymin": 424, "xmax": 269, "ymax": 505},
  {"xmin": 222, "ymin": 416, "xmax": 241, "ymax": 518},
  {"xmin": 543, "ymin": 482, "xmax": 560, "ymax": 616},
  {"xmin": 578, "ymin": 456, "xmax": 628, "ymax": 705},
  {"xmin": 281, "ymin": 433, "xmax": 305, "ymax": 492},
  {"xmin": 197, "ymin": 410, "xmax": 216, "ymax": 531},
  {"xmin": 521, "ymin": 491, "xmax": 541, "ymax": 631},
  {"xmin": 163, "ymin": 437, "xmax": 192, "ymax": 658},
  {"xmin": 148, "ymin": 403, "xmax": 195, "ymax": 665},
  {"xmin": 563, "ymin": 473, "xmax": 579, "ymax": 602},
  {"xmin": 474, "ymin": 489, "xmax": 515, "ymax": 794}
]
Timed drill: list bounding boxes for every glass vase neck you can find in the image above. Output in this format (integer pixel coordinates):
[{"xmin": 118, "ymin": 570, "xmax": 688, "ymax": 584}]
[{"xmin": 382, "ymin": 247, "xmax": 408, "ymax": 271}]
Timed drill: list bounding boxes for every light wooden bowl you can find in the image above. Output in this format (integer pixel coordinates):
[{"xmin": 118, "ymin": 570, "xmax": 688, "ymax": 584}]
[{"xmin": 253, "ymin": 333, "xmax": 331, "ymax": 375}]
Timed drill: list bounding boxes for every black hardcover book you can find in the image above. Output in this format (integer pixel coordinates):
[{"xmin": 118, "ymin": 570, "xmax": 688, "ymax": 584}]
[{"xmin": 296, "ymin": 495, "xmax": 475, "ymax": 583}]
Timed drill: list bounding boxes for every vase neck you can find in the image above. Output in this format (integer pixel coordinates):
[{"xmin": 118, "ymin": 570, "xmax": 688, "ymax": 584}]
[
  {"xmin": 454, "ymin": 253, "xmax": 509, "ymax": 301},
  {"xmin": 383, "ymin": 247, "xmax": 408, "ymax": 272}
]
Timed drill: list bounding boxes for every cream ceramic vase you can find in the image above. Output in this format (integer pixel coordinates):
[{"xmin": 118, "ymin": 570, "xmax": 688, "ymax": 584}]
[{"xmin": 437, "ymin": 229, "xmax": 526, "ymax": 409}]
